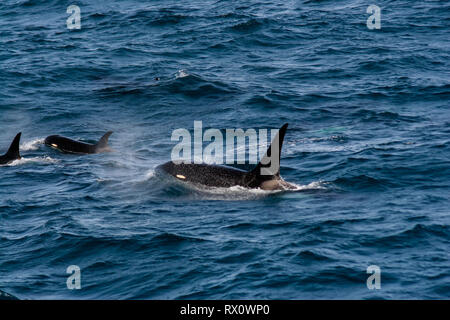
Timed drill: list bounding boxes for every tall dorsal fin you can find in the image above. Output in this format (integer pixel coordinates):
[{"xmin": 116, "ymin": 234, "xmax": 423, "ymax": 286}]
[
  {"xmin": 250, "ymin": 123, "xmax": 288, "ymax": 178},
  {"xmin": 5, "ymin": 132, "xmax": 22, "ymax": 159},
  {"xmin": 95, "ymin": 131, "xmax": 113, "ymax": 151}
]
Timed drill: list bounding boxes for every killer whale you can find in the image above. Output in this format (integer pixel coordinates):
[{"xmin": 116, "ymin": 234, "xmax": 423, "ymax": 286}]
[
  {"xmin": 45, "ymin": 131, "xmax": 113, "ymax": 154},
  {"xmin": 0, "ymin": 133, "xmax": 22, "ymax": 165},
  {"xmin": 156, "ymin": 123, "xmax": 297, "ymax": 190}
]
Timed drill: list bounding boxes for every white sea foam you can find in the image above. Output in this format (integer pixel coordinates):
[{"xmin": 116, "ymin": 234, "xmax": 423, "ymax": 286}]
[
  {"xmin": 288, "ymin": 180, "xmax": 328, "ymax": 191},
  {"xmin": 175, "ymin": 69, "xmax": 189, "ymax": 79},
  {"xmin": 20, "ymin": 138, "xmax": 45, "ymax": 151},
  {"xmin": 175, "ymin": 178, "xmax": 328, "ymax": 200},
  {"xmin": 6, "ymin": 156, "xmax": 59, "ymax": 166}
]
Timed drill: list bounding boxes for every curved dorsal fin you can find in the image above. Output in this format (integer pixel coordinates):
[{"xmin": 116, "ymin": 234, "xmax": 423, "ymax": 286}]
[
  {"xmin": 95, "ymin": 131, "xmax": 113, "ymax": 151},
  {"xmin": 250, "ymin": 123, "xmax": 288, "ymax": 178},
  {"xmin": 5, "ymin": 132, "xmax": 21, "ymax": 159}
]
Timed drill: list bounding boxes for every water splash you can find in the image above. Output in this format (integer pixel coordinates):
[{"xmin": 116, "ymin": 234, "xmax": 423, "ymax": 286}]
[
  {"xmin": 6, "ymin": 156, "xmax": 59, "ymax": 166},
  {"xmin": 175, "ymin": 69, "xmax": 189, "ymax": 79},
  {"xmin": 20, "ymin": 138, "xmax": 45, "ymax": 151}
]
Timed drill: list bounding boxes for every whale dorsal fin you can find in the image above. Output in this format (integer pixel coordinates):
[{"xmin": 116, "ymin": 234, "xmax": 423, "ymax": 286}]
[
  {"xmin": 95, "ymin": 131, "xmax": 113, "ymax": 151},
  {"xmin": 250, "ymin": 123, "xmax": 288, "ymax": 178},
  {"xmin": 5, "ymin": 132, "xmax": 22, "ymax": 160}
]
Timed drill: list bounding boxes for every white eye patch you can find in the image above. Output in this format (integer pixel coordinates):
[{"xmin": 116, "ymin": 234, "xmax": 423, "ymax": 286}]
[{"xmin": 176, "ymin": 174, "xmax": 186, "ymax": 179}]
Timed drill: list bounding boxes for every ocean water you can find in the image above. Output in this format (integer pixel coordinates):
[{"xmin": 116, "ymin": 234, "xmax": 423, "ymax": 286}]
[{"xmin": 0, "ymin": 0, "xmax": 449, "ymax": 300}]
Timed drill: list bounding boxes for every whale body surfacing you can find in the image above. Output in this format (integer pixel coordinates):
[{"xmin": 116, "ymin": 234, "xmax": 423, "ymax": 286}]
[
  {"xmin": 45, "ymin": 131, "xmax": 113, "ymax": 154},
  {"xmin": 156, "ymin": 123, "xmax": 297, "ymax": 191},
  {"xmin": 0, "ymin": 133, "xmax": 22, "ymax": 165}
]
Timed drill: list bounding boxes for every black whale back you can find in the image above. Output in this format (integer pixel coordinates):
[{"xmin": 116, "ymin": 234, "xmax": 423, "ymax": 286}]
[
  {"xmin": 157, "ymin": 123, "xmax": 290, "ymax": 189},
  {"xmin": 45, "ymin": 135, "xmax": 96, "ymax": 154},
  {"xmin": 158, "ymin": 162, "xmax": 249, "ymax": 188},
  {"xmin": 44, "ymin": 131, "xmax": 113, "ymax": 154}
]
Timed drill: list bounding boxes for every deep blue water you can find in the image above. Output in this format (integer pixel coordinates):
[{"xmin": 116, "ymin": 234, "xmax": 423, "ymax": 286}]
[{"xmin": 0, "ymin": 0, "xmax": 449, "ymax": 299}]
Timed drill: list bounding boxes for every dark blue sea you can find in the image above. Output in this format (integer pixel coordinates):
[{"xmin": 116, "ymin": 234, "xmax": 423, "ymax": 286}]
[{"xmin": 0, "ymin": 0, "xmax": 449, "ymax": 300}]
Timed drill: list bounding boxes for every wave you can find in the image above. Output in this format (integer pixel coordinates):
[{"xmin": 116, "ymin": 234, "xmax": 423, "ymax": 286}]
[
  {"xmin": 150, "ymin": 232, "xmax": 207, "ymax": 245},
  {"xmin": 0, "ymin": 289, "xmax": 19, "ymax": 300},
  {"xmin": 351, "ymin": 109, "xmax": 425, "ymax": 124},
  {"xmin": 230, "ymin": 18, "xmax": 264, "ymax": 32},
  {"xmin": 126, "ymin": 9, "xmax": 188, "ymax": 26},
  {"xmin": 293, "ymin": 249, "xmax": 336, "ymax": 263},
  {"xmin": 95, "ymin": 70, "xmax": 239, "ymax": 100},
  {"xmin": 223, "ymin": 221, "xmax": 298, "ymax": 231},
  {"xmin": 332, "ymin": 174, "xmax": 392, "ymax": 191},
  {"xmin": 5, "ymin": 156, "xmax": 59, "ymax": 166},
  {"xmin": 357, "ymin": 224, "xmax": 450, "ymax": 249},
  {"xmin": 168, "ymin": 72, "xmax": 240, "ymax": 97},
  {"xmin": 44, "ymin": 231, "xmax": 208, "ymax": 255}
]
